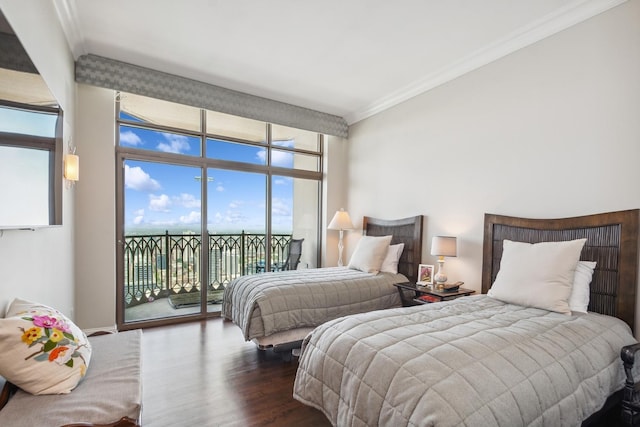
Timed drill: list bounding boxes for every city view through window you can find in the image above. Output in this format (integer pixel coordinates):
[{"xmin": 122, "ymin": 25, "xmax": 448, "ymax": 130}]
[{"xmin": 116, "ymin": 93, "xmax": 322, "ymax": 324}]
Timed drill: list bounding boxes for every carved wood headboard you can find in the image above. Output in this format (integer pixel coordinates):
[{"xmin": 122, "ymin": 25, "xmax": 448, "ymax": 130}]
[
  {"xmin": 482, "ymin": 209, "xmax": 639, "ymax": 332},
  {"xmin": 363, "ymin": 215, "xmax": 423, "ymax": 283}
]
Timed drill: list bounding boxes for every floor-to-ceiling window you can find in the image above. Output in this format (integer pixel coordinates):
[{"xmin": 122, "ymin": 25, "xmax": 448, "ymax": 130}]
[{"xmin": 115, "ymin": 92, "xmax": 323, "ymax": 328}]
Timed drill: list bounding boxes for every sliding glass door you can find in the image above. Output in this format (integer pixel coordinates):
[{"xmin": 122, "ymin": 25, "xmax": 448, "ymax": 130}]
[
  {"xmin": 206, "ymin": 168, "xmax": 266, "ymax": 313},
  {"xmin": 122, "ymin": 159, "xmax": 203, "ymax": 323}
]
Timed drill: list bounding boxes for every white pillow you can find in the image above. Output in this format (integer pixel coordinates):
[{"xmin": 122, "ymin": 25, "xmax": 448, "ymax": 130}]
[
  {"xmin": 568, "ymin": 261, "xmax": 597, "ymax": 313},
  {"xmin": 380, "ymin": 243, "xmax": 405, "ymax": 274},
  {"xmin": 0, "ymin": 298, "xmax": 92, "ymax": 395},
  {"xmin": 348, "ymin": 235, "xmax": 393, "ymax": 274},
  {"xmin": 487, "ymin": 238, "xmax": 586, "ymax": 314}
]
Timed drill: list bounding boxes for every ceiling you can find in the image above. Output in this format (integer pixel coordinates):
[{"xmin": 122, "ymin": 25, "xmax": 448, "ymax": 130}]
[{"xmin": 52, "ymin": 0, "xmax": 624, "ymax": 125}]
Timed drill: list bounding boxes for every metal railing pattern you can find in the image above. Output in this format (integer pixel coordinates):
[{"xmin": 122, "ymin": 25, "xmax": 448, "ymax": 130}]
[{"xmin": 123, "ymin": 231, "xmax": 291, "ymax": 307}]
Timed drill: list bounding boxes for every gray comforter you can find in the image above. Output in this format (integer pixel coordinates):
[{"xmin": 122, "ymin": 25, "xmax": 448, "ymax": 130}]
[
  {"xmin": 222, "ymin": 267, "xmax": 406, "ymax": 341},
  {"xmin": 294, "ymin": 295, "xmax": 638, "ymax": 427}
]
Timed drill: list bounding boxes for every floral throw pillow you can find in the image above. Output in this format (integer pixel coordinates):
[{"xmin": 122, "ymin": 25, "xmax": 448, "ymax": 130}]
[{"xmin": 0, "ymin": 298, "xmax": 92, "ymax": 395}]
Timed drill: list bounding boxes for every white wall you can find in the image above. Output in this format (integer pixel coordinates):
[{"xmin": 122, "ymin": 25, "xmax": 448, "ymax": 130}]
[
  {"xmin": 323, "ymin": 136, "xmax": 350, "ymax": 267},
  {"xmin": 0, "ymin": 2, "xmax": 76, "ymax": 317},
  {"xmin": 346, "ymin": 1, "xmax": 640, "ymax": 328},
  {"xmin": 73, "ymin": 85, "xmax": 117, "ymax": 329}
]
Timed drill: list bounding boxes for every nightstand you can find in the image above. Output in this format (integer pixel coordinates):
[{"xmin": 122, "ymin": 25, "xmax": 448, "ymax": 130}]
[{"xmin": 393, "ymin": 282, "xmax": 475, "ymax": 306}]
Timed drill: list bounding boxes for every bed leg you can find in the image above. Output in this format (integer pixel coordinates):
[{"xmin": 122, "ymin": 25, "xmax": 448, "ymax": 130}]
[
  {"xmin": 271, "ymin": 340, "xmax": 303, "ymax": 363},
  {"xmin": 621, "ymin": 343, "xmax": 640, "ymax": 426},
  {"xmin": 279, "ymin": 350, "xmax": 293, "ymax": 362}
]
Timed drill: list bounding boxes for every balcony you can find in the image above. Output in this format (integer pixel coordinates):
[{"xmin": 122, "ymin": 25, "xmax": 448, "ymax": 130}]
[{"xmin": 123, "ymin": 231, "xmax": 292, "ymax": 322}]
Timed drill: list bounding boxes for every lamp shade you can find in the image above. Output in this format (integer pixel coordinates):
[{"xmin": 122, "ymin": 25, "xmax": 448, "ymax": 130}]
[
  {"xmin": 328, "ymin": 209, "xmax": 354, "ymax": 231},
  {"xmin": 431, "ymin": 236, "xmax": 457, "ymax": 257},
  {"xmin": 64, "ymin": 154, "xmax": 79, "ymax": 181}
]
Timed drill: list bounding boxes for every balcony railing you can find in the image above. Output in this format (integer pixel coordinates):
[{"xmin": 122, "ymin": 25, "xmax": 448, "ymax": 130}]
[{"xmin": 123, "ymin": 231, "xmax": 291, "ymax": 308}]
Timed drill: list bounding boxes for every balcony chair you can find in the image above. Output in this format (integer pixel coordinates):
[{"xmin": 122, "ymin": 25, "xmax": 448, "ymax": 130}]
[{"xmin": 274, "ymin": 238, "xmax": 304, "ymax": 271}]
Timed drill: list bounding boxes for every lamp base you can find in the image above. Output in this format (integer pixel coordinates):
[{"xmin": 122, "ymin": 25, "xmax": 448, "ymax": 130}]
[
  {"xmin": 337, "ymin": 230, "xmax": 344, "ymax": 267},
  {"xmin": 435, "ymin": 260, "xmax": 447, "ymax": 290}
]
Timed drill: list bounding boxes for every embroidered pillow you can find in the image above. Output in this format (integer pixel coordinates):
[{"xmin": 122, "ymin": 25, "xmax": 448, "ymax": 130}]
[{"xmin": 0, "ymin": 298, "xmax": 92, "ymax": 394}]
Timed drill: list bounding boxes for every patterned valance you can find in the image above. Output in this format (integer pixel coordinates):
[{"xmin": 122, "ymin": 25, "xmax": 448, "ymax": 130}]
[
  {"xmin": 0, "ymin": 33, "xmax": 38, "ymax": 74},
  {"xmin": 75, "ymin": 54, "xmax": 348, "ymax": 138}
]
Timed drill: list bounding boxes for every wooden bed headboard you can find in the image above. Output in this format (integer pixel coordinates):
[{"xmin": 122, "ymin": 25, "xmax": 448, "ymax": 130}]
[
  {"xmin": 482, "ymin": 209, "xmax": 639, "ymax": 331},
  {"xmin": 363, "ymin": 215, "xmax": 423, "ymax": 284}
]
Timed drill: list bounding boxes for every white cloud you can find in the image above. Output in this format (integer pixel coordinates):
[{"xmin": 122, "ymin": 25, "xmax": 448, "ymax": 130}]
[
  {"xmin": 255, "ymin": 148, "xmax": 294, "ymax": 167},
  {"xmin": 157, "ymin": 133, "xmax": 191, "ymax": 154},
  {"xmin": 125, "ymin": 165, "xmax": 161, "ymax": 191},
  {"xmin": 179, "ymin": 211, "xmax": 201, "ymax": 224},
  {"xmin": 228, "ymin": 200, "xmax": 243, "ymax": 209},
  {"xmin": 149, "ymin": 194, "xmax": 171, "ymax": 212},
  {"xmin": 274, "ymin": 178, "xmax": 289, "ymax": 185},
  {"xmin": 272, "ymin": 139, "xmax": 295, "ymax": 148},
  {"xmin": 224, "ymin": 210, "xmax": 246, "ymax": 224},
  {"xmin": 149, "ymin": 219, "xmax": 178, "ymax": 226},
  {"xmin": 272, "ymin": 150, "xmax": 293, "ymax": 167},
  {"xmin": 174, "ymin": 193, "xmax": 200, "ymax": 208},
  {"xmin": 120, "ymin": 130, "xmax": 143, "ymax": 146},
  {"xmin": 132, "ymin": 208, "xmax": 145, "ymax": 225},
  {"xmin": 216, "ymin": 184, "xmax": 225, "ymax": 192},
  {"xmin": 271, "ymin": 198, "xmax": 291, "ymax": 216}
]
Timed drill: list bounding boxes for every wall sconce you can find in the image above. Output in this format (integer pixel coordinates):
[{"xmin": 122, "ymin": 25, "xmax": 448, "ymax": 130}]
[
  {"xmin": 328, "ymin": 208, "xmax": 354, "ymax": 267},
  {"xmin": 64, "ymin": 145, "xmax": 79, "ymax": 188},
  {"xmin": 431, "ymin": 236, "xmax": 457, "ymax": 289}
]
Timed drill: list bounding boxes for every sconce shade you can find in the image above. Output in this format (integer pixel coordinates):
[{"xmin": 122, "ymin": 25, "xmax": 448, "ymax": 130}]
[
  {"xmin": 64, "ymin": 154, "xmax": 79, "ymax": 181},
  {"xmin": 328, "ymin": 209, "xmax": 354, "ymax": 231},
  {"xmin": 430, "ymin": 236, "xmax": 457, "ymax": 257}
]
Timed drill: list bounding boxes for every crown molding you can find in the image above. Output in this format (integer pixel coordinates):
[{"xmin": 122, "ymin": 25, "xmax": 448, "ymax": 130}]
[
  {"xmin": 52, "ymin": 0, "xmax": 86, "ymax": 59},
  {"xmin": 345, "ymin": 0, "xmax": 628, "ymax": 125}
]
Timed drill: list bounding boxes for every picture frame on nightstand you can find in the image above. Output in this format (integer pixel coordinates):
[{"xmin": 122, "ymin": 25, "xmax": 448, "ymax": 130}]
[{"xmin": 417, "ymin": 264, "xmax": 434, "ymax": 286}]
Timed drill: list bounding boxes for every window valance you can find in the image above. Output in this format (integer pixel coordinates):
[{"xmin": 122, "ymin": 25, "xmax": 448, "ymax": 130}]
[{"xmin": 75, "ymin": 54, "xmax": 348, "ymax": 138}]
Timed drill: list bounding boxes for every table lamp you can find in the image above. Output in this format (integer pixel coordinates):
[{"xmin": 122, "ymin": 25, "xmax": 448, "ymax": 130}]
[{"xmin": 431, "ymin": 236, "xmax": 457, "ymax": 289}]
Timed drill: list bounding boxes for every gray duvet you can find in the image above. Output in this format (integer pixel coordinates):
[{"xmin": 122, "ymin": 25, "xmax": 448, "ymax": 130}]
[
  {"xmin": 222, "ymin": 267, "xmax": 406, "ymax": 341},
  {"xmin": 294, "ymin": 295, "xmax": 638, "ymax": 427}
]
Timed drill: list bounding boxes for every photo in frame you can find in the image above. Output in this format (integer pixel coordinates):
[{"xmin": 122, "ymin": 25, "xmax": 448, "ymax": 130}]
[{"xmin": 417, "ymin": 264, "xmax": 434, "ymax": 286}]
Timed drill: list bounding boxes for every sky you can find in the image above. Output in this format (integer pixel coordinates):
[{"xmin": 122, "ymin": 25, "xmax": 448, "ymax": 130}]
[
  {"xmin": 120, "ymin": 120, "xmax": 295, "ymax": 234},
  {"xmin": 0, "ymin": 107, "xmax": 57, "ymax": 137},
  {"xmin": 0, "ymin": 107, "xmax": 57, "ymax": 227}
]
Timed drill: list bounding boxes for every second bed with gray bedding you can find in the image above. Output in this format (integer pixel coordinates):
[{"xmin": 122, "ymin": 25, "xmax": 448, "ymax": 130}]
[{"xmin": 222, "ymin": 266, "xmax": 407, "ymax": 341}]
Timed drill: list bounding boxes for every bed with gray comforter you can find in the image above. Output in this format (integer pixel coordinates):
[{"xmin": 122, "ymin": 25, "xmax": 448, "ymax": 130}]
[
  {"xmin": 294, "ymin": 295, "xmax": 638, "ymax": 427},
  {"xmin": 222, "ymin": 266, "xmax": 406, "ymax": 341}
]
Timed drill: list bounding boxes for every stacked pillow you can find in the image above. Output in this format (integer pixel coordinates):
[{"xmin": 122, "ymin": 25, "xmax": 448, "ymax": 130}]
[
  {"xmin": 0, "ymin": 298, "xmax": 92, "ymax": 395},
  {"xmin": 380, "ymin": 243, "xmax": 405, "ymax": 274},
  {"xmin": 488, "ymin": 239, "xmax": 596, "ymax": 314},
  {"xmin": 568, "ymin": 261, "xmax": 597, "ymax": 313},
  {"xmin": 347, "ymin": 235, "xmax": 406, "ymax": 275},
  {"xmin": 348, "ymin": 235, "xmax": 393, "ymax": 274}
]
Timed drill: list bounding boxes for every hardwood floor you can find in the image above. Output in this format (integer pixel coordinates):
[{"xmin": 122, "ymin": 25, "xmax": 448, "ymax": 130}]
[{"xmin": 140, "ymin": 318, "xmax": 331, "ymax": 427}]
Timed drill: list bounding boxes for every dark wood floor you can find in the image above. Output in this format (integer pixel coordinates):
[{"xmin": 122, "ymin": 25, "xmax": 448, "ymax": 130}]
[{"xmin": 141, "ymin": 318, "xmax": 331, "ymax": 427}]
